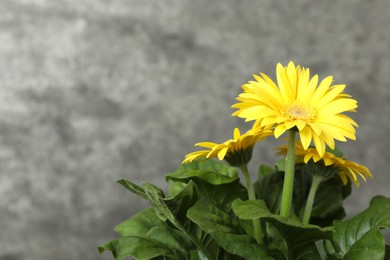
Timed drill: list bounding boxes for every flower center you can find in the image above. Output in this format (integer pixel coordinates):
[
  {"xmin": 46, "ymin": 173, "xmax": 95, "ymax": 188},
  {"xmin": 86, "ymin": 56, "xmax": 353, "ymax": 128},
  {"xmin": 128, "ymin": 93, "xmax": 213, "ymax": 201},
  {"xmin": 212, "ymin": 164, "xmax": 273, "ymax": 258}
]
[{"xmin": 283, "ymin": 101, "xmax": 316, "ymax": 121}]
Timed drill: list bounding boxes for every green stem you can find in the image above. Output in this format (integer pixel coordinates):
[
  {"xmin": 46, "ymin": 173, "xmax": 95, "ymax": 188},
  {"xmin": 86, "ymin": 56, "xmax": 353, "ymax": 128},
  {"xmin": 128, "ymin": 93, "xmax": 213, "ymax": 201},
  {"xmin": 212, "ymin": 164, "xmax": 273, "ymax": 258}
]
[
  {"xmin": 302, "ymin": 175, "xmax": 322, "ymax": 225},
  {"xmin": 240, "ymin": 164, "xmax": 263, "ymax": 245},
  {"xmin": 280, "ymin": 130, "xmax": 296, "ymax": 218}
]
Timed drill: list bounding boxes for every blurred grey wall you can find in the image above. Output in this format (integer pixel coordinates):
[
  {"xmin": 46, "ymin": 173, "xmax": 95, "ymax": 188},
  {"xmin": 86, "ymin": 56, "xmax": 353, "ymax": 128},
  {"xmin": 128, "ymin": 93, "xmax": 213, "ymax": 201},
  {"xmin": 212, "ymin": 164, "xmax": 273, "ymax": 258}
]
[{"xmin": 1, "ymin": 0, "xmax": 390, "ymax": 259}]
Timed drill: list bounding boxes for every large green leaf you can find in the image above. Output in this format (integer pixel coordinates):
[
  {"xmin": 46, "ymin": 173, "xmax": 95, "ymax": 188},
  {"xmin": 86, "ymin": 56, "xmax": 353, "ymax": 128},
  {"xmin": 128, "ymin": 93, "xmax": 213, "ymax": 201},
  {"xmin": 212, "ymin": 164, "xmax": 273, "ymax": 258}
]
[
  {"xmin": 232, "ymin": 199, "xmax": 332, "ymax": 259},
  {"xmin": 187, "ymin": 198, "xmax": 271, "ymax": 260},
  {"xmin": 98, "ymin": 208, "xmax": 192, "ymax": 260},
  {"xmin": 167, "ymin": 160, "xmax": 247, "ymax": 212},
  {"xmin": 326, "ymin": 195, "xmax": 390, "ymax": 259},
  {"xmin": 166, "ymin": 160, "xmax": 238, "ymax": 185},
  {"xmin": 99, "ymin": 236, "xmax": 182, "ymax": 260},
  {"xmin": 100, "ymin": 181, "xmax": 213, "ymax": 260},
  {"xmin": 114, "ymin": 208, "xmax": 165, "ymax": 236},
  {"xmin": 191, "ymin": 179, "xmax": 248, "ymax": 212},
  {"xmin": 344, "ymin": 229, "xmax": 385, "ymax": 260}
]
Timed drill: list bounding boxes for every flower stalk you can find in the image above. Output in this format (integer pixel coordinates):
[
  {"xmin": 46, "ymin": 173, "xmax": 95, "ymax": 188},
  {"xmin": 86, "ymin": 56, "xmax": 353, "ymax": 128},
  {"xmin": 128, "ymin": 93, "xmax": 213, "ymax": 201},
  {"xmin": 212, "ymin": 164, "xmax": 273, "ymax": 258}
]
[
  {"xmin": 239, "ymin": 164, "xmax": 263, "ymax": 245},
  {"xmin": 280, "ymin": 130, "xmax": 297, "ymax": 218},
  {"xmin": 302, "ymin": 174, "xmax": 322, "ymax": 224}
]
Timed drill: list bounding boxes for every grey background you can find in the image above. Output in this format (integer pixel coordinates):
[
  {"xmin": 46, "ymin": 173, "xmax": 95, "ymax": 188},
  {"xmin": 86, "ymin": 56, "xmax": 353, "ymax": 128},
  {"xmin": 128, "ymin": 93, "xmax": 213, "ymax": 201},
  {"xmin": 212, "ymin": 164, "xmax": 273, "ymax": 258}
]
[{"xmin": 1, "ymin": 0, "xmax": 390, "ymax": 259}]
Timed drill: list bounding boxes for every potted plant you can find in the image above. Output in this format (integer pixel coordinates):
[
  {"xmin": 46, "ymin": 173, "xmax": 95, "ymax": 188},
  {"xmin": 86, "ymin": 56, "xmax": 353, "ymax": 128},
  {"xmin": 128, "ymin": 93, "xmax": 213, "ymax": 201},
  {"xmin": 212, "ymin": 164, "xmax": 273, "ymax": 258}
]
[{"xmin": 99, "ymin": 62, "xmax": 389, "ymax": 260}]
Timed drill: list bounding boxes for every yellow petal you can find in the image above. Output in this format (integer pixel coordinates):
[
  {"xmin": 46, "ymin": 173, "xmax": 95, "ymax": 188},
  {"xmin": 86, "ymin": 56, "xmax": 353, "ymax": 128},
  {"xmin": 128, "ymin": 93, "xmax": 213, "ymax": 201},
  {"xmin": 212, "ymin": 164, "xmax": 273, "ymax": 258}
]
[
  {"xmin": 309, "ymin": 123, "xmax": 322, "ymax": 136},
  {"xmin": 233, "ymin": 128, "xmax": 241, "ymax": 140},
  {"xmin": 274, "ymin": 124, "xmax": 287, "ymax": 138},
  {"xmin": 195, "ymin": 142, "xmax": 217, "ymax": 148},
  {"xmin": 317, "ymin": 98, "xmax": 357, "ymax": 116},
  {"xmin": 217, "ymin": 147, "xmax": 229, "ymax": 160},
  {"xmin": 316, "ymin": 84, "xmax": 346, "ymax": 109},
  {"xmin": 299, "ymin": 127, "xmax": 312, "ymax": 150},
  {"xmin": 299, "ymin": 71, "xmax": 317, "ymax": 100},
  {"xmin": 295, "ymin": 120, "xmax": 307, "ymax": 131},
  {"xmin": 237, "ymin": 105, "xmax": 267, "ymax": 121},
  {"xmin": 276, "ymin": 63, "xmax": 293, "ymax": 103},
  {"xmin": 284, "ymin": 120, "xmax": 296, "ymax": 130},
  {"xmin": 310, "ymin": 76, "xmax": 333, "ymax": 104},
  {"xmin": 312, "ymin": 134, "xmax": 325, "ymax": 157},
  {"xmin": 296, "ymin": 67, "xmax": 309, "ymax": 97},
  {"xmin": 286, "ymin": 61, "xmax": 298, "ymax": 98}
]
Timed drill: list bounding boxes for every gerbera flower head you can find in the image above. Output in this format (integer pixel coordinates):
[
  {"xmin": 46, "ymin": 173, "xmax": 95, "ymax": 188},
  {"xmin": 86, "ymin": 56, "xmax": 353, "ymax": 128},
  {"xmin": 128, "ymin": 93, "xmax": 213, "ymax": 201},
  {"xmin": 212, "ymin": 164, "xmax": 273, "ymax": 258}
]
[
  {"xmin": 232, "ymin": 61, "xmax": 358, "ymax": 157},
  {"xmin": 183, "ymin": 126, "xmax": 272, "ymax": 167},
  {"xmin": 276, "ymin": 142, "xmax": 372, "ymax": 187}
]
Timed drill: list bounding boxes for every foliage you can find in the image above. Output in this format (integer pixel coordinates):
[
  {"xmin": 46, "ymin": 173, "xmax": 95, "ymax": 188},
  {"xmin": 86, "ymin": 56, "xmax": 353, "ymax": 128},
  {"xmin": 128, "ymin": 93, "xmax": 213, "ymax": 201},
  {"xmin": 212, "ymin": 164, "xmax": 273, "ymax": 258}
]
[{"xmin": 99, "ymin": 159, "xmax": 390, "ymax": 259}]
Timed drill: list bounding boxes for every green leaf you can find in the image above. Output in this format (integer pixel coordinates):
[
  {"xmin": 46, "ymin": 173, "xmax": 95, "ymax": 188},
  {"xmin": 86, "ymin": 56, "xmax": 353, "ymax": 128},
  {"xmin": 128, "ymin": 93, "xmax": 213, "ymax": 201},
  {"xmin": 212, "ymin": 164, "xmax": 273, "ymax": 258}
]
[
  {"xmin": 344, "ymin": 229, "xmax": 385, "ymax": 260},
  {"xmin": 232, "ymin": 199, "xmax": 332, "ymax": 259},
  {"xmin": 116, "ymin": 179, "xmax": 147, "ymax": 199},
  {"xmin": 141, "ymin": 181, "xmax": 215, "ymax": 259},
  {"xmin": 310, "ymin": 174, "xmax": 349, "ymax": 226},
  {"xmin": 294, "ymin": 242, "xmax": 322, "ymax": 260},
  {"xmin": 99, "ymin": 208, "xmax": 192, "ymax": 259},
  {"xmin": 232, "ymin": 199, "xmax": 271, "ymax": 219},
  {"xmin": 327, "ymin": 195, "xmax": 390, "ymax": 258},
  {"xmin": 193, "ymin": 179, "xmax": 248, "ymax": 212},
  {"xmin": 167, "ymin": 160, "xmax": 247, "ymax": 212},
  {"xmin": 275, "ymin": 158, "xmax": 286, "ymax": 172},
  {"xmin": 146, "ymin": 226, "xmax": 192, "ymax": 257},
  {"xmin": 168, "ymin": 181, "xmax": 187, "ymax": 197},
  {"xmin": 114, "ymin": 208, "xmax": 165, "ymax": 236},
  {"xmin": 141, "ymin": 181, "xmax": 199, "ymax": 227},
  {"xmin": 255, "ymin": 170, "xmax": 284, "ymax": 214},
  {"xmin": 258, "ymin": 163, "xmax": 275, "ymax": 177},
  {"xmin": 98, "ymin": 236, "xmax": 183, "ymax": 260},
  {"xmin": 166, "ymin": 160, "xmax": 238, "ymax": 185},
  {"xmin": 187, "ymin": 198, "xmax": 271, "ymax": 260}
]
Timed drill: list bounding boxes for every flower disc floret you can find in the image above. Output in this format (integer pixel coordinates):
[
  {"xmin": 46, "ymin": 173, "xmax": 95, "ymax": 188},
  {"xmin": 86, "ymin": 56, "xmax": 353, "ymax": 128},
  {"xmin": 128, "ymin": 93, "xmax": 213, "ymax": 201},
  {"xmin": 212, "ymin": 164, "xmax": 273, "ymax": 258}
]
[{"xmin": 232, "ymin": 61, "xmax": 358, "ymax": 157}]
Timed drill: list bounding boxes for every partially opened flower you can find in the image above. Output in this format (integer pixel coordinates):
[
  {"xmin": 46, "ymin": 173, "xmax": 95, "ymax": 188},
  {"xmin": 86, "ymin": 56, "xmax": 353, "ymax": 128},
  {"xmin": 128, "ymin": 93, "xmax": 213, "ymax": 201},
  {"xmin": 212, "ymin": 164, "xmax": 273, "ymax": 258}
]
[
  {"xmin": 232, "ymin": 61, "xmax": 358, "ymax": 157},
  {"xmin": 183, "ymin": 126, "xmax": 272, "ymax": 167},
  {"xmin": 276, "ymin": 142, "xmax": 372, "ymax": 187}
]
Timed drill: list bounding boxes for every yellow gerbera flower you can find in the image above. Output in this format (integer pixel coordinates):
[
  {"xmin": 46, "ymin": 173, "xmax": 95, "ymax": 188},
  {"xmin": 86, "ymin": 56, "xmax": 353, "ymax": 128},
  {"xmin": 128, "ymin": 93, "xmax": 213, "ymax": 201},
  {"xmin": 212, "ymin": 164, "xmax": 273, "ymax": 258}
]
[
  {"xmin": 183, "ymin": 126, "xmax": 272, "ymax": 167},
  {"xmin": 232, "ymin": 61, "xmax": 358, "ymax": 157},
  {"xmin": 276, "ymin": 142, "xmax": 372, "ymax": 187}
]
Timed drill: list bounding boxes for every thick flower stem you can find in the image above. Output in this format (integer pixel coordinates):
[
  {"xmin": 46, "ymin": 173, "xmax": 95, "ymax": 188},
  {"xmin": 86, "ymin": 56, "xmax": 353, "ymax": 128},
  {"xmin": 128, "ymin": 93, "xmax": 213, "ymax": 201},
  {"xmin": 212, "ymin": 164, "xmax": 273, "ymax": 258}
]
[
  {"xmin": 240, "ymin": 164, "xmax": 263, "ymax": 245},
  {"xmin": 302, "ymin": 175, "xmax": 322, "ymax": 225},
  {"xmin": 280, "ymin": 130, "xmax": 296, "ymax": 218}
]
